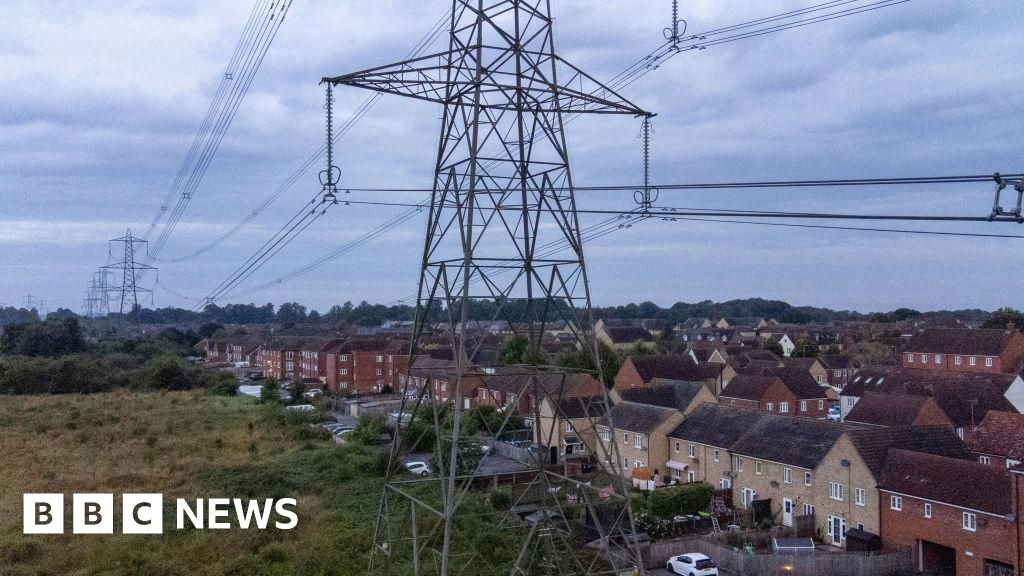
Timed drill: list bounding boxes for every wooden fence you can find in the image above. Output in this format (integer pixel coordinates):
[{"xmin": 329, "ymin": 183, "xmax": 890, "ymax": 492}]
[{"xmin": 646, "ymin": 536, "xmax": 912, "ymax": 576}]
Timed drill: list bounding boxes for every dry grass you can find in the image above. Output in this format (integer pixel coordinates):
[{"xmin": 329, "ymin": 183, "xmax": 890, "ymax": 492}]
[{"xmin": 0, "ymin": 391, "xmax": 382, "ymax": 576}]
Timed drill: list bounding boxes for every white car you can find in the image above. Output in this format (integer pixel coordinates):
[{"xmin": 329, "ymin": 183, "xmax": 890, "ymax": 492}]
[
  {"xmin": 666, "ymin": 553, "xmax": 718, "ymax": 576},
  {"xmin": 303, "ymin": 388, "xmax": 324, "ymax": 399},
  {"xmin": 827, "ymin": 406, "xmax": 841, "ymax": 422},
  {"xmin": 404, "ymin": 461, "xmax": 431, "ymax": 476}
]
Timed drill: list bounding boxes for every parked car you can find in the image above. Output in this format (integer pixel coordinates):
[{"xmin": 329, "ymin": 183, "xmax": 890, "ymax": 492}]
[
  {"xmin": 332, "ymin": 428, "xmax": 354, "ymax": 438},
  {"xmin": 827, "ymin": 406, "xmax": 841, "ymax": 422},
  {"xmin": 666, "ymin": 552, "xmax": 718, "ymax": 576},
  {"xmin": 303, "ymin": 388, "xmax": 324, "ymax": 399},
  {"xmin": 404, "ymin": 461, "xmax": 431, "ymax": 476}
]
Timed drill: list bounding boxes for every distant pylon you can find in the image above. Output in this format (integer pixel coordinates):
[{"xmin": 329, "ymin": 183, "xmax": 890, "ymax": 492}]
[{"xmin": 102, "ymin": 228, "xmax": 156, "ymax": 314}]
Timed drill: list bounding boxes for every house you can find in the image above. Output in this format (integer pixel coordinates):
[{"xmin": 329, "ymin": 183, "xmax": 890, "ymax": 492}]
[
  {"xmin": 689, "ymin": 342, "xmax": 728, "ymax": 365},
  {"xmin": 818, "ymin": 354, "xmax": 854, "ymax": 390},
  {"xmin": 780, "ymin": 357, "xmax": 829, "ymax": 386},
  {"xmin": 667, "ymin": 403, "xmax": 763, "ymax": 487},
  {"xmin": 844, "ymin": 392, "xmax": 953, "ymax": 428},
  {"xmin": 965, "ymin": 411, "xmax": 1024, "ymax": 468},
  {"xmin": 612, "ymin": 378, "xmax": 718, "ymax": 415},
  {"xmin": 597, "ymin": 401, "xmax": 684, "ymax": 486},
  {"xmin": 720, "ymin": 369, "xmax": 830, "ymax": 419},
  {"xmin": 322, "ymin": 338, "xmax": 407, "ymax": 395},
  {"xmin": 878, "ymin": 450, "xmax": 1021, "ymax": 575},
  {"xmin": 259, "ymin": 336, "xmax": 325, "ymax": 381},
  {"xmin": 475, "ymin": 371, "xmax": 602, "ymax": 416},
  {"xmin": 596, "ymin": 325, "xmax": 656, "ymax": 351},
  {"xmin": 902, "ymin": 328, "xmax": 1024, "ymax": 374},
  {"xmin": 536, "ymin": 395, "xmax": 608, "ymax": 462},
  {"xmin": 614, "ymin": 355, "xmax": 724, "ymax": 394},
  {"xmin": 401, "ymin": 356, "xmax": 482, "ymax": 408}
]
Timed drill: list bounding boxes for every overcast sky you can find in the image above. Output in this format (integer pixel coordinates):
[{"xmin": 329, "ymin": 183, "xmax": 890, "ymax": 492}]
[{"xmin": 1, "ymin": 0, "xmax": 1022, "ymax": 315}]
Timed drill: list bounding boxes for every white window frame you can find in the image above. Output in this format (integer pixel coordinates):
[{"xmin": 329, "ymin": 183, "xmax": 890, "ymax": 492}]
[
  {"xmin": 890, "ymin": 495, "xmax": 902, "ymax": 511},
  {"xmin": 855, "ymin": 488, "xmax": 865, "ymax": 506},
  {"xmin": 907, "ymin": 353, "xmax": 914, "ymax": 363},
  {"xmin": 766, "ymin": 402, "xmax": 773, "ymax": 412},
  {"xmin": 688, "ymin": 444, "xmax": 695, "ymax": 458},
  {"xmin": 979, "ymin": 455, "xmax": 991, "ymax": 465},
  {"xmin": 340, "ymin": 368, "xmax": 348, "ymax": 375},
  {"xmin": 687, "ymin": 470, "xmax": 696, "ymax": 483},
  {"xmin": 829, "ymin": 482, "xmax": 844, "ymax": 501},
  {"xmin": 634, "ymin": 434, "xmax": 642, "ymax": 449},
  {"xmin": 970, "ymin": 356, "xmax": 977, "ymax": 366},
  {"xmin": 818, "ymin": 400, "xmax": 825, "ymax": 410},
  {"xmin": 963, "ymin": 511, "xmax": 977, "ymax": 531},
  {"xmin": 784, "ymin": 467, "xmax": 792, "ymax": 484},
  {"xmin": 986, "ymin": 357, "xmax": 994, "ymax": 367},
  {"xmin": 340, "ymin": 355, "xmax": 349, "ymax": 362},
  {"xmin": 734, "ymin": 456, "xmax": 744, "ymax": 471},
  {"xmin": 674, "ymin": 441, "xmax": 680, "ymax": 453},
  {"xmin": 623, "ymin": 432, "xmax": 629, "ymax": 444},
  {"xmin": 955, "ymin": 355, "xmax": 962, "ymax": 365},
  {"xmin": 376, "ymin": 355, "xmax": 384, "ymax": 362},
  {"xmin": 805, "ymin": 471, "xmax": 812, "ymax": 486},
  {"xmin": 713, "ymin": 449, "xmax": 720, "ymax": 462},
  {"xmin": 779, "ymin": 402, "xmax": 789, "ymax": 413},
  {"xmin": 802, "ymin": 503, "xmax": 815, "ymax": 516},
  {"xmin": 934, "ymin": 354, "xmax": 941, "ymax": 364},
  {"xmin": 800, "ymin": 400, "xmax": 807, "ymax": 413},
  {"xmin": 924, "ymin": 503, "xmax": 932, "ymax": 518},
  {"xmin": 755, "ymin": 461, "xmax": 763, "ymax": 475}
]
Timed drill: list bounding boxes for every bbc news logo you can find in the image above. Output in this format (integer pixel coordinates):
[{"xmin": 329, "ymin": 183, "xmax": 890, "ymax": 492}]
[{"xmin": 23, "ymin": 494, "xmax": 298, "ymax": 534}]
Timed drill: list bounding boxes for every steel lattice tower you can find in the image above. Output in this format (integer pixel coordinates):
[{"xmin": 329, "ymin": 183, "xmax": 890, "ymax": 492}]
[
  {"xmin": 103, "ymin": 229, "xmax": 156, "ymax": 314},
  {"xmin": 325, "ymin": 2, "xmax": 652, "ymax": 574}
]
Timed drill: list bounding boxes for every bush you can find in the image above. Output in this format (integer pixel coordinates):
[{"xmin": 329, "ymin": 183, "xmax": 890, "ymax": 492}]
[
  {"xmin": 648, "ymin": 483, "xmax": 714, "ymax": 518},
  {"xmin": 207, "ymin": 372, "xmax": 238, "ymax": 396}
]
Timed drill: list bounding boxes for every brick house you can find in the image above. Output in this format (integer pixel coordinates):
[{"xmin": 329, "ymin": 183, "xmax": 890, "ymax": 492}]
[
  {"xmin": 781, "ymin": 357, "xmax": 829, "ymax": 386},
  {"xmin": 879, "ymin": 450, "xmax": 1021, "ymax": 576},
  {"xmin": 614, "ymin": 355, "xmax": 724, "ymax": 395},
  {"xmin": 401, "ymin": 356, "xmax": 482, "ymax": 408},
  {"xmin": 844, "ymin": 392, "xmax": 953, "ymax": 428},
  {"xmin": 476, "ymin": 372, "xmax": 602, "ymax": 416},
  {"xmin": 965, "ymin": 411, "xmax": 1024, "ymax": 469},
  {"xmin": 596, "ymin": 326, "xmax": 656, "ymax": 351},
  {"xmin": 720, "ymin": 371, "xmax": 830, "ymax": 419},
  {"xmin": 902, "ymin": 328, "xmax": 1024, "ymax": 374},
  {"xmin": 818, "ymin": 354, "xmax": 854, "ymax": 390},
  {"xmin": 667, "ymin": 403, "xmax": 763, "ymax": 487},
  {"xmin": 322, "ymin": 338, "xmax": 408, "ymax": 395},
  {"xmin": 597, "ymin": 401, "xmax": 684, "ymax": 485},
  {"xmin": 259, "ymin": 336, "xmax": 323, "ymax": 381}
]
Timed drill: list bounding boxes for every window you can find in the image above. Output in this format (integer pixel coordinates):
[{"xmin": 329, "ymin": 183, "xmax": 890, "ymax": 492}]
[
  {"xmin": 719, "ymin": 477, "xmax": 732, "ymax": 489},
  {"xmin": 635, "ymin": 460, "xmax": 643, "ymax": 469},
  {"xmin": 955, "ymin": 355, "xmax": 962, "ymax": 365},
  {"xmin": 907, "ymin": 353, "xmax": 914, "ymax": 363},
  {"xmin": 623, "ymin": 433, "xmax": 629, "ymax": 444},
  {"xmin": 963, "ymin": 512, "xmax": 977, "ymax": 531},
  {"xmin": 734, "ymin": 456, "xmax": 744, "ymax": 471},
  {"xmin": 957, "ymin": 427, "xmax": 965, "ymax": 439},
  {"xmin": 622, "ymin": 458, "xmax": 628, "ymax": 469},
  {"xmin": 979, "ymin": 455, "xmax": 991, "ymax": 465},
  {"xmin": 847, "ymin": 397, "xmax": 855, "ymax": 407},
  {"xmin": 376, "ymin": 368, "xmax": 382, "ymax": 376},
  {"xmin": 921, "ymin": 355, "xmax": 928, "ymax": 364},
  {"xmin": 924, "ymin": 503, "xmax": 932, "ymax": 518},
  {"xmin": 340, "ymin": 355, "xmax": 349, "ymax": 362},
  {"xmin": 674, "ymin": 441, "xmax": 680, "ymax": 453},
  {"xmin": 286, "ymin": 351, "xmax": 294, "ymax": 360},
  {"xmin": 600, "ymin": 429, "xmax": 610, "ymax": 442},
  {"xmin": 829, "ymin": 482, "xmax": 844, "ymax": 501},
  {"xmin": 855, "ymin": 488, "xmax": 865, "ymax": 506},
  {"xmin": 784, "ymin": 467, "xmax": 792, "ymax": 484},
  {"xmin": 1007, "ymin": 459, "xmax": 1021, "ymax": 468},
  {"xmin": 779, "ymin": 402, "xmax": 789, "ymax": 413},
  {"xmin": 755, "ymin": 461, "xmax": 763, "ymax": 475},
  {"xmin": 766, "ymin": 402, "xmax": 773, "ymax": 412},
  {"xmin": 805, "ymin": 472, "xmax": 812, "ymax": 486},
  {"xmin": 688, "ymin": 444, "xmax": 695, "ymax": 458},
  {"xmin": 934, "ymin": 354, "xmax": 941, "ymax": 364},
  {"xmin": 800, "ymin": 400, "xmax": 807, "ymax": 413},
  {"xmin": 340, "ymin": 381, "xmax": 348, "ymax": 389},
  {"xmin": 634, "ymin": 435, "xmax": 642, "ymax": 449},
  {"xmin": 818, "ymin": 400, "xmax": 825, "ymax": 410},
  {"xmin": 565, "ymin": 421, "xmax": 572, "ymax": 433},
  {"xmin": 890, "ymin": 495, "xmax": 902, "ymax": 511},
  {"xmin": 970, "ymin": 356, "xmax": 977, "ymax": 366},
  {"xmin": 986, "ymin": 357, "xmax": 994, "ymax": 367},
  {"xmin": 376, "ymin": 355, "xmax": 383, "ymax": 362},
  {"xmin": 803, "ymin": 503, "xmax": 815, "ymax": 516},
  {"xmin": 713, "ymin": 449, "xmax": 720, "ymax": 462},
  {"xmin": 687, "ymin": 470, "xmax": 696, "ymax": 483},
  {"xmin": 340, "ymin": 368, "xmax": 348, "ymax": 375},
  {"xmin": 441, "ymin": 383, "xmax": 447, "ymax": 392}
]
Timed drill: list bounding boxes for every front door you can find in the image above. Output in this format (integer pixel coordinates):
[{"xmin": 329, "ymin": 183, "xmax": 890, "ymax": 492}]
[
  {"xmin": 782, "ymin": 498, "xmax": 793, "ymax": 527},
  {"xmin": 827, "ymin": 515, "xmax": 845, "ymax": 547}
]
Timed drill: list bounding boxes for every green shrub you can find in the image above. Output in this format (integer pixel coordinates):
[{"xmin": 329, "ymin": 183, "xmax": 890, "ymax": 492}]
[{"xmin": 648, "ymin": 483, "xmax": 714, "ymax": 518}]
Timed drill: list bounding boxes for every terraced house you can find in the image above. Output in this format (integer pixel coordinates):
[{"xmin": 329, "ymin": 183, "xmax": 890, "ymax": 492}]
[
  {"xmin": 598, "ymin": 401, "xmax": 684, "ymax": 486},
  {"xmin": 667, "ymin": 404, "xmax": 763, "ymax": 488}
]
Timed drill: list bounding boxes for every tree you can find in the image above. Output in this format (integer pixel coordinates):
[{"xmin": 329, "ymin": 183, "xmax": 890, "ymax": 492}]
[
  {"xmin": 197, "ymin": 322, "xmax": 224, "ymax": 339},
  {"xmin": 275, "ymin": 302, "xmax": 308, "ymax": 324},
  {"xmin": 759, "ymin": 338, "xmax": 784, "ymax": 357},
  {"xmin": 260, "ymin": 380, "xmax": 279, "ymax": 404},
  {"xmin": 498, "ymin": 335, "xmax": 546, "ymax": 366},
  {"xmin": 849, "ymin": 340, "xmax": 892, "ymax": 368},
  {"xmin": 791, "ymin": 339, "xmax": 819, "ymax": 358},
  {"xmin": 983, "ymin": 308, "xmax": 1024, "ymax": 330},
  {"xmin": 556, "ymin": 342, "xmax": 621, "ymax": 388}
]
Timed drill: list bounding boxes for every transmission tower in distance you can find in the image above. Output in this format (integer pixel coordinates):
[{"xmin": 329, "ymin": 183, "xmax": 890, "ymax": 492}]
[
  {"xmin": 325, "ymin": 2, "xmax": 652, "ymax": 575},
  {"xmin": 102, "ymin": 229, "xmax": 156, "ymax": 314}
]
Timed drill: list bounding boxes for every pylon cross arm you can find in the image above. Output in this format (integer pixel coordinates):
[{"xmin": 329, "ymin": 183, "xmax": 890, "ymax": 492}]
[{"xmin": 322, "ymin": 48, "xmax": 649, "ymax": 117}]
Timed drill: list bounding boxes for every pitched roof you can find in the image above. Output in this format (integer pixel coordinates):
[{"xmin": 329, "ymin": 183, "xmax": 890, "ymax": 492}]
[
  {"xmin": 965, "ymin": 411, "xmax": 1024, "ymax": 459},
  {"xmin": 730, "ymin": 413, "xmax": 850, "ymax": 469},
  {"xmin": 479, "ymin": 371, "xmax": 602, "ymax": 398},
  {"xmin": 720, "ymin": 375, "xmax": 780, "ymax": 402},
  {"xmin": 818, "ymin": 354, "xmax": 853, "ymax": 369},
  {"xmin": 667, "ymin": 403, "xmax": 763, "ymax": 448},
  {"xmin": 906, "ymin": 328, "xmax": 1018, "ymax": 356},
  {"xmin": 845, "ymin": 392, "xmax": 947, "ymax": 427},
  {"xmin": 905, "ymin": 380, "xmax": 1016, "ymax": 428},
  {"xmin": 847, "ymin": 426, "xmax": 970, "ymax": 477},
  {"xmin": 616, "ymin": 378, "xmax": 707, "ymax": 410},
  {"xmin": 556, "ymin": 396, "xmax": 607, "ymax": 419},
  {"xmin": 761, "ymin": 367, "xmax": 830, "ymax": 399},
  {"xmin": 603, "ymin": 326, "xmax": 654, "ymax": 343},
  {"xmin": 607, "ymin": 401, "xmax": 680, "ymax": 434},
  {"xmin": 879, "ymin": 449, "xmax": 1011, "ymax": 515},
  {"xmin": 627, "ymin": 355, "xmax": 707, "ymax": 383}
]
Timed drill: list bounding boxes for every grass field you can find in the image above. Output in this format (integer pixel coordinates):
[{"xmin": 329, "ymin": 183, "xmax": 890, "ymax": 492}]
[{"xmin": 0, "ymin": 390, "xmax": 384, "ymax": 576}]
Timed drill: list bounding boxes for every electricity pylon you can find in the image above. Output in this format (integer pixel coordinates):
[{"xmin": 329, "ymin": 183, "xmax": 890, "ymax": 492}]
[
  {"xmin": 102, "ymin": 229, "xmax": 156, "ymax": 314},
  {"xmin": 324, "ymin": 2, "xmax": 652, "ymax": 574}
]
